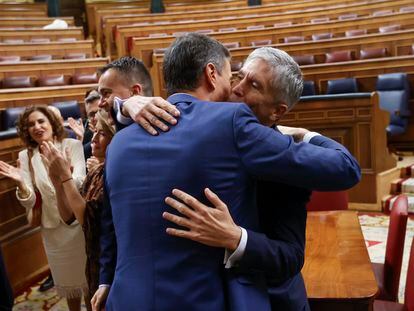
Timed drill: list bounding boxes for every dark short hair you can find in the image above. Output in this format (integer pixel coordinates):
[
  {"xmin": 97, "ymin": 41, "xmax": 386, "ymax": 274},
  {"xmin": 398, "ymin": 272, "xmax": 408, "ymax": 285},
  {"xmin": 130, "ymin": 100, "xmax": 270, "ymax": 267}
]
[
  {"xmin": 99, "ymin": 56, "xmax": 153, "ymax": 96},
  {"xmin": 163, "ymin": 33, "xmax": 230, "ymax": 95},
  {"xmin": 16, "ymin": 105, "xmax": 66, "ymax": 148},
  {"xmin": 85, "ymin": 89, "xmax": 100, "ymax": 105}
]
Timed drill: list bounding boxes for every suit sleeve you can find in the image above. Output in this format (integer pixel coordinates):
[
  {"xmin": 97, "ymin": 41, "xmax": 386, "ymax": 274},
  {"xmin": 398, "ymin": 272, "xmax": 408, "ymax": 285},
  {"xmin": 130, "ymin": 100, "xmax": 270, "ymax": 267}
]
[
  {"xmin": 233, "ymin": 104, "xmax": 361, "ymax": 191},
  {"xmin": 99, "ymin": 175, "xmax": 117, "ymax": 285}
]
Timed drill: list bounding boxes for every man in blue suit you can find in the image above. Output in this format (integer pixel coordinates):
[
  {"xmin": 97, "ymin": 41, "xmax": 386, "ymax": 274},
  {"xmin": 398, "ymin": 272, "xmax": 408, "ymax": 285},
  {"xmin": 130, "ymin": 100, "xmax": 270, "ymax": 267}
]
[
  {"xmin": 163, "ymin": 47, "xmax": 325, "ymax": 310},
  {"xmin": 100, "ymin": 33, "xmax": 360, "ymax": 310}
]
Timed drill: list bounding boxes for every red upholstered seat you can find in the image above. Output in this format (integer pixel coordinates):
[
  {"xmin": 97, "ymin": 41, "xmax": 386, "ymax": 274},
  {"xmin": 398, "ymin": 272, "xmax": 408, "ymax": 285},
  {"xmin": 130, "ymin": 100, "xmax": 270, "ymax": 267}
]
[
  {"xmin": 246, "ymin": 25, "xmax": 265, "ymax": 30},
  {"xmin": 379, "ymin": 24, "xmax": 401, "ymax": 33},
  {"xmin": 374, "ymin": 235, "xmax": 414, "ymax": 310},
  {"xmin": 345, "ymin": 29, "xmax": 368, "ymax": 37},
  {"xmin": 292, "ymin": 54, "xmax": 315, "ymax": 65},
  {"xmin": 30, "ymin": 38, "xmax": 51, "ymax": 43},
  {"xmin": 57, "ymin": 38, "xmax": 76, "ymax": 42},
  {"xmin": 250, "ymin": 39, "xmax": 272, "ymax": 47},
  {"xmin": 219, "ymin": 27, "xmax": 237, "ymax": 32},
  {"xmin": 400, "ymin": 6, "xmax": 414, "ymax": 12},
  {"xmin": 360, "ymin": 48, "xmax": 387, "ymax": 60},
  {"xmin": 373, "ymin": 10, "xmax": 393, "ymax": 16},
  {"xmin": 372, "ymin": 195, "xmax": 408, "ymax": 301},
  {"xmin": 30, "ymin": 54, "xmax": 53, "ymax": 61},
  {"xmin": 64, "ymin": 53, "xmax": 86, "ymax": 59},
  {"xmin": 306, "ymin": 191, "xmax": 348, "ymax": 211},
  {"xmin": 283, "ymin": 36, "xmax": 304, "ymax": 43},
  {"xmin": 0, "ymin": 55, "xmax": 21, "ymax": 63},
  {"xmin": 338, "ymin": 13, "xmax": 358, "ymax": 20},
  {"xmin": 312, "ymin": 33, "xmax": 333, "ymax": 41},
  {"xmin": 325, "ymin": 50, "xmax": 353, "ymax": 63},
  {"xmin": 2, "ymin": 76, "xmax": 34, "ymax": 88},
  {"xmin": 311, "ymin": 17, "xmax": 329, "ymax": 24},
  {"xmin": 274, "ymin": 22, "xmax": 292, "ymax": 28},
  {"xmin": 195, "ymin": 29, "xmax": 213, "ymax": 34},
  {"xmin": 153, "ymin": 48, "xmax": 167, "ymax": 55},
  {"xmin": 230, "ymin": 61, "xmax": 242, "ymax": 71},
  {"xmin": 37, "ymin": 74, "xmax": 69, "ymax": 87},
  {"xmin": 3, "ymin": 39, "xmax": 24, "ymax": 44},
  {"xmin": 148, "ymin": 33, "xmax": 168, "ymax": 38},
  {"xmin": 223, "ymin": 42, "xmax": 240, "ymax": 49},
  {"xmin": 72, "ymin": 73, "xmax": 98, "ymax": 84}
]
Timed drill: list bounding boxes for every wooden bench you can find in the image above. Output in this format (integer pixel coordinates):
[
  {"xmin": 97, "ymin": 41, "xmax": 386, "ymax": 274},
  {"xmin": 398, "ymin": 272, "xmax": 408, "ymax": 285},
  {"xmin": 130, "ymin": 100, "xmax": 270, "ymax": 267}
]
[
  {"xmin": 0, "ymin": 2, "xmax": 47, "ymax": 13},
  {"xmin": 0, "ymin": 27, "xmax": 84, "ymax": 42},
  {"xmin": 0, "ymin": 83, "xmax": 97, "ymax": 110},
  {"xmin": 100, "ymin": 0, "xmax": 355, "ymax": 56},
  {"xmin": 115, "ymin": 0, "xmax": 412, "ymax": 57},
  {"xmin": 0, "ymin": 58, "xmax": 108, "ymax": 90},
  {"xmin": 132, "ymin": 13, "xmax": 414, "ymax": 68},
  {"xmin": 87, "ymin": 0, "xmax": 245, "ymax": 37},
  {"xmin": 0, "ymin": 9, "xmax": 45, "ymax": 18},
  {"xmin": 0, "ymin": 39, "xmax": 96, "ymax": 59},
  {"xmin": 282, "ymin": 93, "xmax": 396, "ymax": 211},
  {"xmin": 0, "ymin": 17, "xmax": 75, "ymax": 28}
]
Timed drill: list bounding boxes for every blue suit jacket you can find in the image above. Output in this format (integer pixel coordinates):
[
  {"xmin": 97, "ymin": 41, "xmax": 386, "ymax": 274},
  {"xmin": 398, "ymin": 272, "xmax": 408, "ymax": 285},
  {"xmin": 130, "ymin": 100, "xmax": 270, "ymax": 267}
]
[{"xmin": 100, "ymin": 93, "xmax": 361, "ymax": 310}]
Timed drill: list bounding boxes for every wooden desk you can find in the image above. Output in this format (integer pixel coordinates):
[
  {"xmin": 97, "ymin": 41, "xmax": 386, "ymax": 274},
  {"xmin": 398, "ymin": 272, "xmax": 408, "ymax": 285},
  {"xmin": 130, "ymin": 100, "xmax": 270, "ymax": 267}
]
[{"xmin": 303, "ymin": 211, "xmax": 378, "ymax": 311}]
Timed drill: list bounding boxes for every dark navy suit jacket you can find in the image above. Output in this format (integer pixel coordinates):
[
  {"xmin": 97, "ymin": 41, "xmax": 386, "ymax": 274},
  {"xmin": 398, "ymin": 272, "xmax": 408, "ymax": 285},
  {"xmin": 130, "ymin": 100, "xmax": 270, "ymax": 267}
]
[
  {"xmin": 100, "ymin": 93, "xmax": 361, "ymax": 310},
  {"xmin": 0, "ymin": 248, "xmax": 13, "ymax": 311}
]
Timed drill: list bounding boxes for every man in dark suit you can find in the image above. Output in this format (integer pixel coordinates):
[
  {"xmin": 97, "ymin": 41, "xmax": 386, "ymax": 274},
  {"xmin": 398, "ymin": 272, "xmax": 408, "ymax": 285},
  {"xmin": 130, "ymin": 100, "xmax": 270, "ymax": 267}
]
[
  {"xmin": 99, "ymin": 34, "xmax": 360, "ymax": 310},
  {"xmin": 163, "ymin": 47, "xmax": 323, "ymax": 310},
  {"xmin": 0, "ymin": 248, "xmax": 13, "ymax": 311}
]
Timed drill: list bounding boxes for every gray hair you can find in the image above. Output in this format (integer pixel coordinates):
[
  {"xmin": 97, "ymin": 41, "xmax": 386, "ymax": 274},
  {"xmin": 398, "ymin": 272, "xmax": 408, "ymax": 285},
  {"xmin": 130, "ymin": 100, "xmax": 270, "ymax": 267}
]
[{"xmin": 243, "ymin": 47, "xmax": 303, "ymax": 109}]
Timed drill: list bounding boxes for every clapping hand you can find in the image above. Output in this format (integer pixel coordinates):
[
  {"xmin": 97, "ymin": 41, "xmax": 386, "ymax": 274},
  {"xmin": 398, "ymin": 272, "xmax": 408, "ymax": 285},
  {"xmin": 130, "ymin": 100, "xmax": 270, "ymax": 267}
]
[
  {"xmin": 0, "ymin": 160, "xmax": 24, "ymax": 187},
  {"xmin": 68, "ymin": 117, "xmax": 85, "ymax": 141},
  {"xmin": 40, "ymin": 141, "xmax": 72, "ymax": 183},
  {"xmin": 86, "ymin": 156, "xmax": 100, "ymax": 172}
]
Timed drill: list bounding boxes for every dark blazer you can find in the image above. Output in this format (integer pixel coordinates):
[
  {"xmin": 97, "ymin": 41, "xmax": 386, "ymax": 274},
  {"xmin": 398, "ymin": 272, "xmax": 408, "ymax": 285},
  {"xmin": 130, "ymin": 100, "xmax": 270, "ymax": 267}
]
[
  {"xmin": 100, "ymin": 93, "xmax": 361, "ymax": 310},
  {"xmin": 0, "ymin": 249, "xmax": 13, "ymax": 311}
]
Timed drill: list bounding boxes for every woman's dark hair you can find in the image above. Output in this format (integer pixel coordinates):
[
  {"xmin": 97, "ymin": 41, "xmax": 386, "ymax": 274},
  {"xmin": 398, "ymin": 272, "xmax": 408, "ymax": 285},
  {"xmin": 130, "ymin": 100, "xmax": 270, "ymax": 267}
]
[{"xmin": 16, "ymin": 105, "xmax": 66, "ymax": 148}]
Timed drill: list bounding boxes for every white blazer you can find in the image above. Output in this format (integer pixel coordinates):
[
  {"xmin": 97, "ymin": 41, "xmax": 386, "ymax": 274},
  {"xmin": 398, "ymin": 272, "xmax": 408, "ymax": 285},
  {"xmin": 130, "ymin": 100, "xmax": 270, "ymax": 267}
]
[{"xmin": 16, "ymin": 138, "xmax": 86, "ymax": 228}]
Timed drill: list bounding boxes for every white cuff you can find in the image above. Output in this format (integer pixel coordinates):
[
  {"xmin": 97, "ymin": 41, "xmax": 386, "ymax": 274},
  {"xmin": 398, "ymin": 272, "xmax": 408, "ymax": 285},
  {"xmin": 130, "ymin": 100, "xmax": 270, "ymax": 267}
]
[
  {"xmin": 114, "ymin": 97, "xmax": 133, "ymax": 126},
  {"xmin": 303, "ymin": 131, "xmax": 321, "ymax": 143},
  {"xmin": 98, "ymin": 284, "xmax": 110, "ymax": 288},
  {"xmin": 224, "ymin": 227, "xmax": 247, "ymax": 269}
]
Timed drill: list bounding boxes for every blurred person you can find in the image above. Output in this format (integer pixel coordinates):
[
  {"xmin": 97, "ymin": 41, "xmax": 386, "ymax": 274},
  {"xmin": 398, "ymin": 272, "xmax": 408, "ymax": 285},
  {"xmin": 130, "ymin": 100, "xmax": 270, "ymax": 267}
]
[
  {"xmin": 41, "ymin": 109, "xmax": 115, "ymax": 311},
  {"xmin": 0, "ymin": 106, "xmax": 87, "ymax": 311}
]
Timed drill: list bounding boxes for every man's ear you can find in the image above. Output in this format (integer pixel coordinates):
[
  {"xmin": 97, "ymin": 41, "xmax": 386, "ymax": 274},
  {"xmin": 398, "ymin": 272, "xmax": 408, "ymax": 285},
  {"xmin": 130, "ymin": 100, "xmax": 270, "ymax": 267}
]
[
  {"xmin": 271, "ymin": 103, "xmax": 288, "ymax": 123},
  {"xmin": 131, "ymin": 83, "xmax": 143, "ymax": 96},
  {"xmin": 204, "ymin": 63, "xmax": 218, "ymax": 91}
]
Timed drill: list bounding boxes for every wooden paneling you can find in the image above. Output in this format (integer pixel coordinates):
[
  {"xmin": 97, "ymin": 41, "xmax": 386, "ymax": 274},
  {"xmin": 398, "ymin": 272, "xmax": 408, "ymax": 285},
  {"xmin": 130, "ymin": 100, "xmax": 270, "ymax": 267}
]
[
  {"xmin": 0, "ymin": 40, "xmax": 95, "ymax": 59},
  {"xmin": 115, "ymin": 0, "xmax": 412, "ymax": 57},
  {"xmin": 0, "ymin": 17, "xmax": 74, "ymax": 28},
  {"xmin": 0, "ymin": 27, "xmax": 84, "ymax": 42},
  {"xmin": 280, "ymin": 93, "xmax": 395, "ymax": 205}
]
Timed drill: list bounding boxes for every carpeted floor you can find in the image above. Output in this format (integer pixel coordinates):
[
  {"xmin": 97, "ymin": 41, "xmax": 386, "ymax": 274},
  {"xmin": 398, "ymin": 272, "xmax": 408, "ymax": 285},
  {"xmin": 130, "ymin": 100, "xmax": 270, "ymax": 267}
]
[{"xmin": 12, "ymin": 213, "xmax": 414, "ymax": 310}]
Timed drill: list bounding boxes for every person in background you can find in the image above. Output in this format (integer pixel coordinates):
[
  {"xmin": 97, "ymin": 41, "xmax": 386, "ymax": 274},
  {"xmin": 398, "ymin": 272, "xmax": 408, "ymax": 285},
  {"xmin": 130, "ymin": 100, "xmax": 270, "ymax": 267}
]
[
  {"xmin": 0, "ymin": 248, "xmax": 13, "ymax": 311},
  {"xmin": 41, "ymin": 109, "xmax": 115, "ymax": 311},
  {"xmin": 0, "ymin": 106, "xmax": 87, "ymax": 311},
  {"xmin": 67, "ymin": 89, "xmax": 101, "ymax": 166}
]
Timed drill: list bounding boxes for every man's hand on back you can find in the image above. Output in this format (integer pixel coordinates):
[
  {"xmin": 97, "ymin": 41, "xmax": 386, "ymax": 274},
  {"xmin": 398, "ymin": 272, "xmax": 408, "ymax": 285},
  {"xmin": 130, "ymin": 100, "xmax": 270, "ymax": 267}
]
[
  {"xmin": 122, "ymin": 95, "xmax": 180, "ymax": 135},
  {"xmin": 277, "ymin": 125, "xmax": 310, "ymax": 142}
]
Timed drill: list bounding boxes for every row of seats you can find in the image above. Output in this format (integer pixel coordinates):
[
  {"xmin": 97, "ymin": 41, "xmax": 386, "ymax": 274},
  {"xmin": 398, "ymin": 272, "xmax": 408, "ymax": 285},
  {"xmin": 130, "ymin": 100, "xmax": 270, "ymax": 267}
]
[
  {"xmin": 302, "ymin": 73, "xmax": 411, "ymax": 137},
  {"xmin": 122, "ymin": 5, "xmax": 414, "ymax": 30},
  {"xmin": 0, "ymin": 73, "xmax": 98, "ymax": 89},
  {"xmin": 0, "ymin": 53, "xmax": 88, "ymax": 62},
  {"xmin": 145, "ymin": 23, "xmax": 402, "ymax": 41},
  {"xmin": 227, "ymin": 46, "xmax": 405, "ymax": 71},
  {"xmin": 0, "ymin": 37, "xmax": 78, "ymax": 44},
  {"xmin": 0, "ymin": 101, "xmax": 81, "ymax": 140}
]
